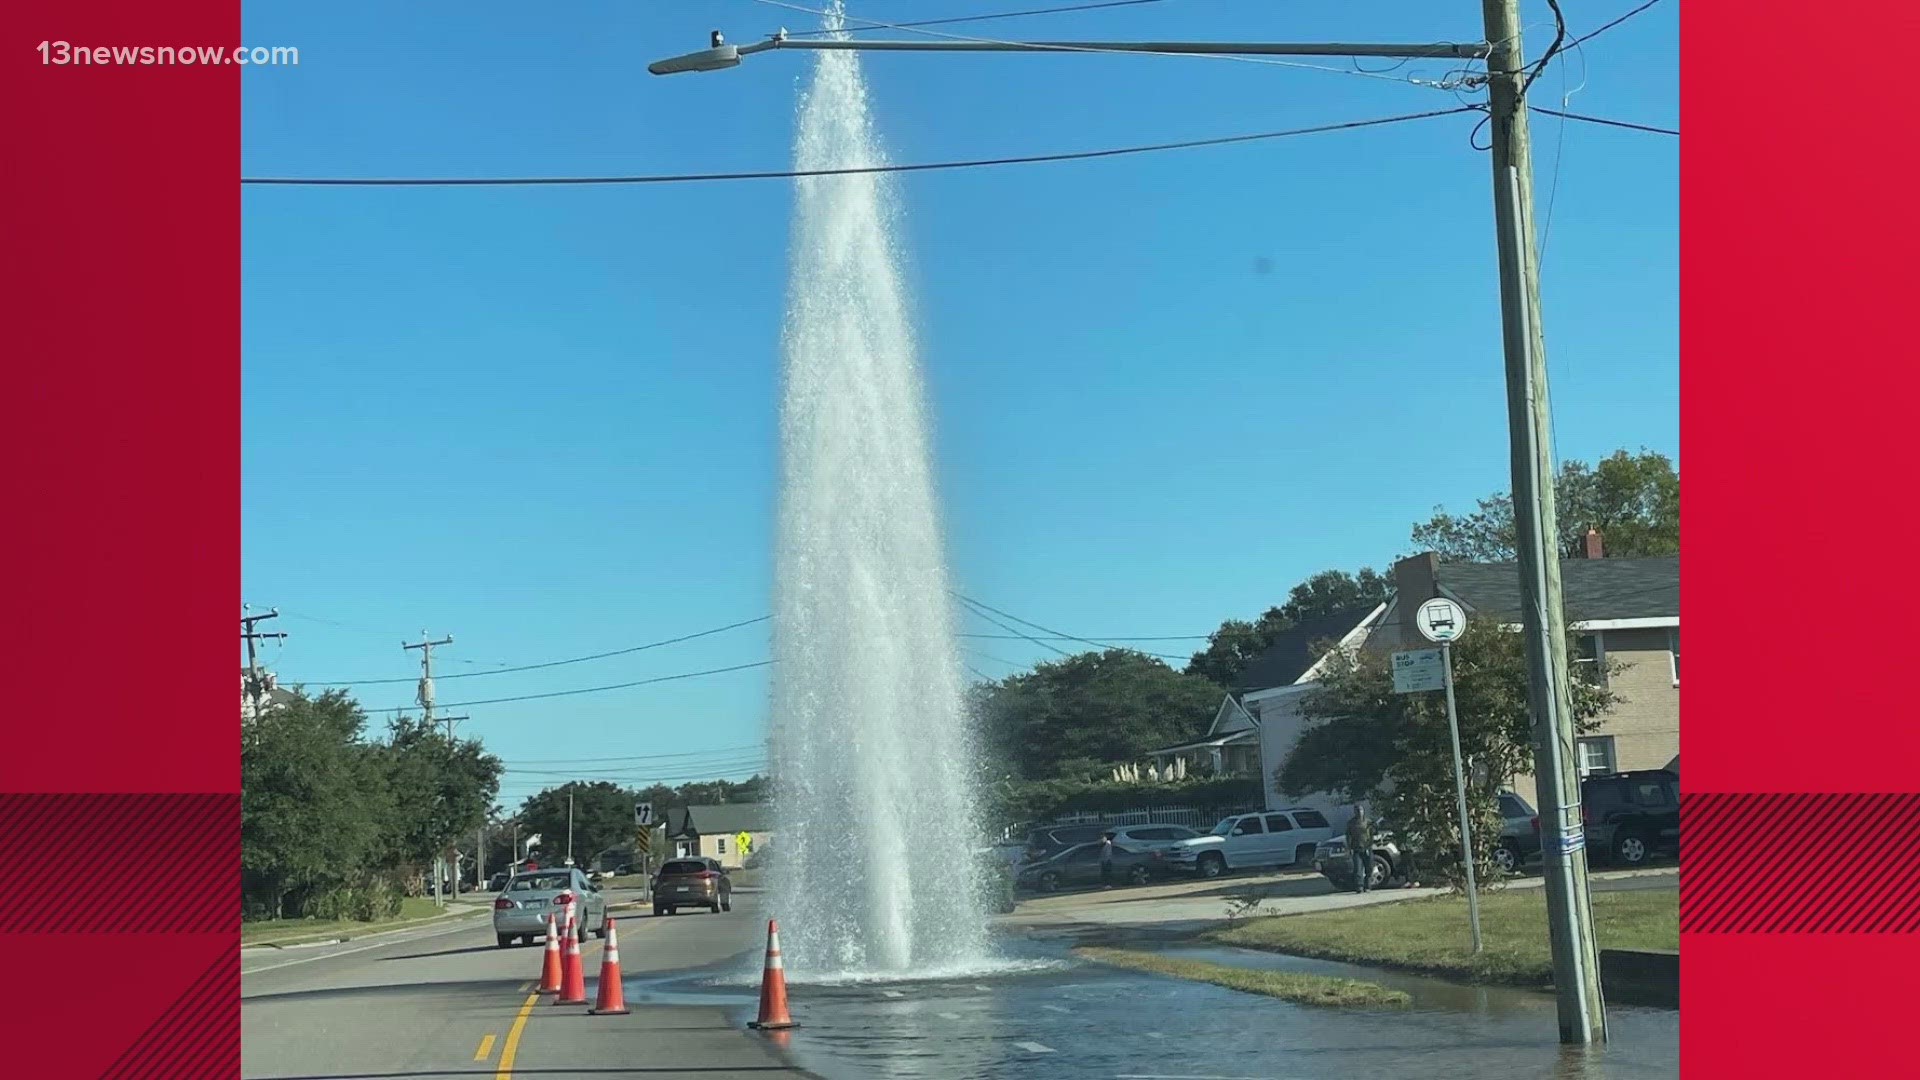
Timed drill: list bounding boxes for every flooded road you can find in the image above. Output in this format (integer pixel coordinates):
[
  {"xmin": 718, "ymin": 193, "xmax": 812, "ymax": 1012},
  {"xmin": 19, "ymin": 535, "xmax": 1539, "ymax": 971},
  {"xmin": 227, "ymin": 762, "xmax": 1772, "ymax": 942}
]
[{"xmin": 641, "ymin": 937, "xmax": 1678, "ymax": 1080}]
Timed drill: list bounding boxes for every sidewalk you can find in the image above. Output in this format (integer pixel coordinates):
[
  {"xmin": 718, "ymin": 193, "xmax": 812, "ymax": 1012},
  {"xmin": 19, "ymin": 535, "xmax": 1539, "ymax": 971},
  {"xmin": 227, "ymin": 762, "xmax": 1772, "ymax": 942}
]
[{"xmin": 1001, "ymin": 865, "xmax": 1677, "ymax": 939}]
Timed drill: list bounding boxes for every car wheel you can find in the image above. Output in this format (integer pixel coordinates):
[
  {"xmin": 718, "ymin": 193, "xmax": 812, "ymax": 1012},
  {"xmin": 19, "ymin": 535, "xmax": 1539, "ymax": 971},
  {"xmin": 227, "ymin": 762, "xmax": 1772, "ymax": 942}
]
[
  {"xmin": 722, "ymin": 897, "xmax": 732, "ymax": 912},
  {"xmin": 666, "ymin": 906, "xmax": 677, "ymax": 916},
  {"xmin": 594, "ymin": 918, "xmax": 607, "ymax": 939},
  {"xmin": 1038, "ymin": 872, "xmax": 1060, "ymax": 893},
  {"xmin": 1127, "ymin": 865, "xmax": 1151, "ymax": 886},
  {"xmin": 1614, "ymin": 833, "xmax": 1649, "ymax": 866},
  {"xmin": 1492, "ymin": 844, "xmax": 1518, "ymax": 873},
  {"xmin": 1367, "ymin": 855, "xmax": 1390, "ymax": 889},
  {"xmin": 496, "ymin": 934, "xmax": 513, "ymax": 949},
  {"xmin": 1198, "ymin": 853, "xmax": 1226, "ymax": 879},
  {"xmin": 710, "ymin": 900, "xmax": 722, "ymax": 914},
  {"xmin": 652, "ymin": 905, "xmax": 664, "ymax": 917},
  {"xmin": 576, "ymin": 919, "xmax": 589, "ymax": 943}
]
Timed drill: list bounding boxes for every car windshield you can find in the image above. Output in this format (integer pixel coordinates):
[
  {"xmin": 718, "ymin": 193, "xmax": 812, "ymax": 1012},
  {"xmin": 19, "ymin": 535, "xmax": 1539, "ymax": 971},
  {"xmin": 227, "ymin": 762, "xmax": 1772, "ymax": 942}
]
[
  {"xmin": 509, "ymin": 873, "xmax": 571, "ymax": 892},
  {"xmin": 1210, "ymin": 819, "xmax": 1237, "ymax": 836}
]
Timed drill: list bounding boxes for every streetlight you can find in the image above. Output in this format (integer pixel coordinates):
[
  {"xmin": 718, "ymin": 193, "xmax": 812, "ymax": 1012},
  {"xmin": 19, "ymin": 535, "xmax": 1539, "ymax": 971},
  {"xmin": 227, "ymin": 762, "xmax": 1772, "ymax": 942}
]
[{"xmin": 647, "ymin": 0, "xmax": 1604, "ymax": 1047}]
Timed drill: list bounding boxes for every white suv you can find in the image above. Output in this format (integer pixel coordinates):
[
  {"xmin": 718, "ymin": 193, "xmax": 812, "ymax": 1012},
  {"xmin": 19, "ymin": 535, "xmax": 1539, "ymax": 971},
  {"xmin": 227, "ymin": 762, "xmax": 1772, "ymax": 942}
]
[{"xmin": 1165, "ymin": 808, "xmax": 1337, "ymax": 878}]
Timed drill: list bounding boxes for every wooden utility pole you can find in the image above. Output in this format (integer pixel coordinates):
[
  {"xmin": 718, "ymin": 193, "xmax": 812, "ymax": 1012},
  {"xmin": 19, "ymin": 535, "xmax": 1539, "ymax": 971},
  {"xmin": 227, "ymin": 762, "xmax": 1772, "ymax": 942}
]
[
  {"xmin": 1480, "ymin": 0, "xmax": 1605, "ymax": 1044},
  {"xmin": 241, "ymin": 606, "xmax": 286, "ymax": 720}
]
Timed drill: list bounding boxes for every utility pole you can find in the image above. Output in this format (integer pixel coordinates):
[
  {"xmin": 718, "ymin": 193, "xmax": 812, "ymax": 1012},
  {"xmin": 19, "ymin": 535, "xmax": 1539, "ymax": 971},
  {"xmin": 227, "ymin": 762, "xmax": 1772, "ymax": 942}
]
[
  {"xmin": 1481, "ymin": 0, "xmax": 1605, "ymax": 1044},
  {"xmin": 404, "ymin": 632, "xmax": 472, "ymax": 900},
  {"xmin": 241, "ymin": 606, "xmax": 286, "ymax": 721}
]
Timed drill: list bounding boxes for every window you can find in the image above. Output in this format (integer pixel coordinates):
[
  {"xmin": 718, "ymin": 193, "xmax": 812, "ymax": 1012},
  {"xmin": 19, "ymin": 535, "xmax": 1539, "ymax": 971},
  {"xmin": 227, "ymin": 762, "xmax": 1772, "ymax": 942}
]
[
  {"xmin": 1669, "ymin": 627, "xmax": 1679, "ymax": 684},
  {"xmin": 1131, "ymin": 828, "xmax": 1174, "ymax": 841},
  {"xmin": 1633, "ymin": 781, "xmax": 1673, "ymax": 807},
  {"xmin": 1232, "ymin": 817, "xmax": 1266, "ymax": 836},
  {"xmin": 1577, "ymin": 736, "xmax": 1617, "ymax": 777},
  {"xmin": 716, "ymin": 837, "xmax": 728, "ymax": 854},
  {"xmin": 1294, "ymin": 811, "xmax": 1330, "ymax": 829},
  {"xmin": 1573, "ymin": 632, "xmax": 1607, "ymax": 686},
  {"xmin": 1264, "ymin": 814, "xmax": 1296, "ymax": 832},
  {"xmin": 1065, "ymin": 844, "xmax": 1102, "ymax": 863},
  {"xmin": 1497, "ymin": 795, "xmax": 1527, "ymax": 817}
]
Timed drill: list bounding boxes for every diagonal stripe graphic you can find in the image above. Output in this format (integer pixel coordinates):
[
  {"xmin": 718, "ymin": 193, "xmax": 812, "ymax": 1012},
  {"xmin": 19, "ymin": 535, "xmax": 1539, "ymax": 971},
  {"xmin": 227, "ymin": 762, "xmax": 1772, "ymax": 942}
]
[
  {"xmin": 1682, "ymin": 792, "xmax": 1920, "ymax": 933},
  {"xmin": 99, "ymin": 950, "xmax": 237, "ymax": 1079},
  {"xmin": 0, "ymin": 794, "xmax": 237, "ymax": 934}
]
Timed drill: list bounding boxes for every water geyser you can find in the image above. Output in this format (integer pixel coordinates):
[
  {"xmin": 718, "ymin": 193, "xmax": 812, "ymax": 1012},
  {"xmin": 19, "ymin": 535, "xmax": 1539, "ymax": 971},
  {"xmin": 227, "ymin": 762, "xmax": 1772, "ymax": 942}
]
[{"xmin": 767, "ymin": 11, "xmax": 993, "ymax": 979}]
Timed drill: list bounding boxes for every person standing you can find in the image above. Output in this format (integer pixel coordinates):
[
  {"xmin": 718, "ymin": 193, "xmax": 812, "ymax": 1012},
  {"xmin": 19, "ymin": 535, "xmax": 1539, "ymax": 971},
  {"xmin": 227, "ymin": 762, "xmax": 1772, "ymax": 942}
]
[
  {"xmin": 1099, "ymin": 832, "xmax": 1117, "ymax": 889},
  {"xmin": 1345, "ymin": 806, "xmax": 1374, "ymax": 894}
]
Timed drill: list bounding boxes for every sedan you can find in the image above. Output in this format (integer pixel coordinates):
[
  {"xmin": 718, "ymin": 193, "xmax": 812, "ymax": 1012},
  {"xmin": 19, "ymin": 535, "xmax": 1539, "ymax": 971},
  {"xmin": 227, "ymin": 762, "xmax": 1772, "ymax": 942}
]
[
  {"xmin": 492, "ymin": 868, "xmax": 607, "ymax": 947},
  {"xmin": 1016, "ymin": 841, "xmax": 1168, "ymax": 892}
]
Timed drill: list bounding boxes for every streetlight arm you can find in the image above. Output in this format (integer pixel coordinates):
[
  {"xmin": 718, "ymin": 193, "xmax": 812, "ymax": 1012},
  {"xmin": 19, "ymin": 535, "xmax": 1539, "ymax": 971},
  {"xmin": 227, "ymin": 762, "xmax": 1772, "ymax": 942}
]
[
  {"xmin": 649, "ymin": 35, "xmax": 1487, "ymax": 74},
  {"xmin": 769, "ymin": 38, "xmax": 1487, "ymax": 60}
]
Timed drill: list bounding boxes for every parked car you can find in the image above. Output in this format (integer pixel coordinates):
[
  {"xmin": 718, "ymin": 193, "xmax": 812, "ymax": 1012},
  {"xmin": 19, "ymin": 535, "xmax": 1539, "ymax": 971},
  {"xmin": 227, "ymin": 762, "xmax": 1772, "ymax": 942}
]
[
  {"xmin": 486, "ymin": 871, "xmax": 510, "ymax": 892},
  {"xmin": 1496, "ymin": 791, "xmax": 1541, "ymax": 872},
  {"xmin": 1015, "ymin": 840, "xmax": 1169, "ymax": 892},
  {"xmin": 1021, "ymin": 823, "xmax": 1112, "ymax": 864},
  {"xmin": 1164, "ymin": 809, "xmax": 1336, "ymax": 878},
  {"xmin": 1313, "ymin": 831, "xmax": 1405, "ymax": 891},
  {"xmin": 1104, "ymin": 824, "xmax": 1202, "ymax": 853},
  {"xmin": 1574, "ymin": 769, "xmax": 1680, "ymax": 866},
  {"xmin": 652, "ymin": 856, "xmax": 733, "ymax": 916},
  {"xmin": 492, "ymin": 867, "xmax": 606, "ymax": 948}
]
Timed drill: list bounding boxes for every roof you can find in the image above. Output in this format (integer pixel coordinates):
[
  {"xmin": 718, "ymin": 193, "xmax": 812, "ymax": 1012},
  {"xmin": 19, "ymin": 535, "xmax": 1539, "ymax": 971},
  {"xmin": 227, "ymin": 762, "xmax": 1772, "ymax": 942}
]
[
  {"xmin": 1147, "ymin": 730, "xmax": 1259, "ymax": 755},
  {"xmin": 666, "ymin": 803, "xmax": 770, "ymax": 838},
  {"xmin": 1438, "ymin": 557, "xmax": 1678, "ymax": 622},
  {"xmin": 1236, "ymin": 605, "xmax": 1381, "ymax": 692}
]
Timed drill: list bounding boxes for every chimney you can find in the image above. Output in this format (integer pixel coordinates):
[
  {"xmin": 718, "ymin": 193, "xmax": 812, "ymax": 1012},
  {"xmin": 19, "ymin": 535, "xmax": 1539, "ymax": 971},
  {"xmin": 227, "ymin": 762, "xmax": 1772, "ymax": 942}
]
[
  {"xmin": 1584, "ymin": 527, "xmax": 1604, "ymax": 560},
  {"xmin": 1391, "ymin": 553, "xmax": 1440, "ymax": 648}
]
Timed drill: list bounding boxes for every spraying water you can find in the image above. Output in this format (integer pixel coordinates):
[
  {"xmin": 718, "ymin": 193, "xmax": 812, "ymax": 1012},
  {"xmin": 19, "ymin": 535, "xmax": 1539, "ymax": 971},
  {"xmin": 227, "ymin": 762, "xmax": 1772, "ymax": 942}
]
[{"xmin": 767, "ymin": 8, "xmax": 993, "ymax": 979}]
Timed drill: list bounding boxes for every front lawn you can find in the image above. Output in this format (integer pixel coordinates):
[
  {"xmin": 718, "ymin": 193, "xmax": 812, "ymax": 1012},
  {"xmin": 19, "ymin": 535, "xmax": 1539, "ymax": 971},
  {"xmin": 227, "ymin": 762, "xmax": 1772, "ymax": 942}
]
[
  {"xmin": 241, "ymin": 897, "xmax": 474, "ymax": 946},
  {"xmin": 1206, "ymin": 887, "xmax": 1677, "ymax": 986}
]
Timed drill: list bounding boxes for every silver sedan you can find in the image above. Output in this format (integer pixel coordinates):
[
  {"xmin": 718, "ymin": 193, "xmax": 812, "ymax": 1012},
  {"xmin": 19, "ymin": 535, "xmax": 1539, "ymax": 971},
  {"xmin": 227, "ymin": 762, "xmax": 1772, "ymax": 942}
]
[{"xmin": 491, "ymin": 868, "xmax": 606, "ymax": 947}]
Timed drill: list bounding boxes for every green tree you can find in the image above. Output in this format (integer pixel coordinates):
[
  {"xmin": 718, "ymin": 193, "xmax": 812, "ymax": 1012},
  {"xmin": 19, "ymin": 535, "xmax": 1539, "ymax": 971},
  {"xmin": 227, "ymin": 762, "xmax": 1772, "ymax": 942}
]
[
  {"xmin": 517, "ymin": 781, "xmax": 637, "ymax": 867},
  {"xmin": 1276, "ymin": 629, "xmax": 1615, "ymax": 891},
  {"xmin": 374, "ymin": 716, "xmax": 504, "ymax": 882},
  {"xmin": 975, "ymin": 649, "xmax": 1223, "ymax": 780},
  {"xmin": 1186, "ymin": 569, "xmax": 1389, "ymax": 688},
  {"xmin": 1411, "ymin": 449, "xmax": 1679, "ymax": 561},
  {"xmin": 241, "ymin": 690, "xmax": 387, "ymax": 918}
]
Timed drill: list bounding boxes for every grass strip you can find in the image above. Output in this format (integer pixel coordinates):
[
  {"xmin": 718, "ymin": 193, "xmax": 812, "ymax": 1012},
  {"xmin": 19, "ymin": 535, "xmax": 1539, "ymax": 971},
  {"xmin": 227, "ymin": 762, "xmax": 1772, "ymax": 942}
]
[
  {"xmin": 1074, "ymin": 946, "xmax": 1410, "ymax": 1009},
  {"xmin": 1205, "ymin": 887, "xmax": 1678, "ymax": 986}
]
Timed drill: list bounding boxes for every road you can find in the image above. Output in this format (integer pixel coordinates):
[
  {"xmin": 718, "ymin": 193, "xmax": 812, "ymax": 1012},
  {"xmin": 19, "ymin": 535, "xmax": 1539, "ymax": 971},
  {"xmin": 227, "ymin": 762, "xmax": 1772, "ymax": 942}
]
[{"xmin": 243, "ymin": 890, "xmax": 814, "ymax": 1080}]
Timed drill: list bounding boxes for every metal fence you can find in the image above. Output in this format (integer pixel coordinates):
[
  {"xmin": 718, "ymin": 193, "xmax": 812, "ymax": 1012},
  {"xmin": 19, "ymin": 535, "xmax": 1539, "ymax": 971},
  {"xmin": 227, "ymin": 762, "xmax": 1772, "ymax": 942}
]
[{"xmin": 1043, "ymin": 804, "xmax": 1260, "ymax": 831}]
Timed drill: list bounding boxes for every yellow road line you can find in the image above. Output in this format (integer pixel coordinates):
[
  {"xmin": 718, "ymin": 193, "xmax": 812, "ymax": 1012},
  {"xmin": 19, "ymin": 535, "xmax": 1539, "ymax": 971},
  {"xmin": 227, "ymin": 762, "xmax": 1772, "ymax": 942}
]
[
  {"xmin": 495, "ymin": 993, "xmax": 539, "ymax": 1079},
  {"xmin": 473, "ymin": 1034, "xmax": 497, "ymax": 1062}
]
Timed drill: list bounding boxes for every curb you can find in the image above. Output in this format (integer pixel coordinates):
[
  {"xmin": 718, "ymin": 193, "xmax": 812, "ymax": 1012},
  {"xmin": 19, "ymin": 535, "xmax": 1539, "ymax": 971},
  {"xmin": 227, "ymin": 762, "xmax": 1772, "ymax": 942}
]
[{"xmin": 241, "ymin": 906, "xmax": 486, "ymax": 951}]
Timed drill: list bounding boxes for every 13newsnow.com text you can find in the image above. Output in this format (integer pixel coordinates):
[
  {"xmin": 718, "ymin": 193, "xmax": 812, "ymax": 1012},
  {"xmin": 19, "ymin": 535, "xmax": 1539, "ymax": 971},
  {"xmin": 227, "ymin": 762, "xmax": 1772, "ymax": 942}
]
[{"xmin": 38, "ymin": 42, "xmax": 300, "ymax": 66}]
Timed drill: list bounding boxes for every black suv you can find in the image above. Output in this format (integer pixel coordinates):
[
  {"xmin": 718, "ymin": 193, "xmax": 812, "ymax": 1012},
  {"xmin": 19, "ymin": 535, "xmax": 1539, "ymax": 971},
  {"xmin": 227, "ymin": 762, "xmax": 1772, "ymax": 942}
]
[{"xmin": 1579, "ymin": 769, "xmax": 1680, "ymax": 866}]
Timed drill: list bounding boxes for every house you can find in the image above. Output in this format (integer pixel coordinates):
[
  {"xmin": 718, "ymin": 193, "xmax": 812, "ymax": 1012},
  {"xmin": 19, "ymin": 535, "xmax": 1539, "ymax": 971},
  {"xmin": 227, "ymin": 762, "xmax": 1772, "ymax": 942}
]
[
  {"xmin": 1145, "ymin": 605, "xmax": 1385, "ymax": 820},
  {"xmin": 1209, "ymin": 535, "xmax": 1679, "ymax": 811},
  {"xmin": 663, "ymin": 803, "xmax": 771, "ymax": 869},
  {"xmin": 1377, "ymin": 543, "xmax": 1679, "ymax": 786},
  {"xmin": 240, "ymin": 668, "xmax": 298, "ymax": 724}
]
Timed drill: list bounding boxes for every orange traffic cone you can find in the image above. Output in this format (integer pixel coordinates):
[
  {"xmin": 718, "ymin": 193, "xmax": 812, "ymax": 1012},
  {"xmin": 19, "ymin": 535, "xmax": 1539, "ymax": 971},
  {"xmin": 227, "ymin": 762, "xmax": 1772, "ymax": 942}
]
[
  {"xmin": 747, "ymin": 919, "xmax": 797, "ymax": 1030},
  {"xmin": 588, "ymin": 917, "xmax": 631, "ymax": 1015},
  {"xmin": 536, "ymin": 914, "xmax": 563, "ymax": 994},
  {"xmin": 553, "ymin": 914, "xmax": 588, "ymax": 1006}
]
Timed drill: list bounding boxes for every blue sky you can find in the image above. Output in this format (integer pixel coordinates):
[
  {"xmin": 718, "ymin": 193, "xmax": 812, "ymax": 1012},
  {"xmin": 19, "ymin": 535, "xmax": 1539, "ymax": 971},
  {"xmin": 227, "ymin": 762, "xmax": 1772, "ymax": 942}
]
[{"xmin": 241, "ymin": 1, "xmax": 1677, "ymax": 808}]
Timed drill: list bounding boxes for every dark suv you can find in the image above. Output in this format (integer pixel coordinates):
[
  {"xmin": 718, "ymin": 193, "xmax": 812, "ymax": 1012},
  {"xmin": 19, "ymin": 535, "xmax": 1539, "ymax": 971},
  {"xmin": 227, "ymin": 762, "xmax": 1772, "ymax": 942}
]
[{"xmin": 1535, "ymin": 769, "xmax": 1680, "ymax": 866}]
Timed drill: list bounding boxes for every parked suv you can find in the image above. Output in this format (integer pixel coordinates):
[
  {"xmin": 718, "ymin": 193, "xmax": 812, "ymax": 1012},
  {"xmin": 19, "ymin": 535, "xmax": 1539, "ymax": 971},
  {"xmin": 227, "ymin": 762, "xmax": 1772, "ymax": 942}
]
[
  {"xmin": 1578, "ymin": 769, "xmax": 1680, "ymax": 866},
  {"xmin": 1165, "ymin": 809, "xmax": 1336, "ymax": 878},
  {"xmin": 652, "ymin": 856, "xmax": 733, "ymax": 916}
]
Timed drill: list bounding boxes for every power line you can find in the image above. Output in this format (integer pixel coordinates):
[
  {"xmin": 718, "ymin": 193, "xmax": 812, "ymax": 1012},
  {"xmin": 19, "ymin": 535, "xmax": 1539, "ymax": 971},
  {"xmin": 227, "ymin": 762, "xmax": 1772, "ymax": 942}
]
[
  {"xmin": 953, "ymin": 593, "xmax": 1190, "ymax": 660},
  {"xmin": 783, "ymin": 0, "xmax": 1170, "ymax": 37},
  {"xmin": 239, "ymin": 107, "xmax": 1477, "ymax": 187},
  {"xmin": 300, "ymin": 615, "xmax": 769, "ymax": 686},
  {"xmin": 363, "ymin": 659, "xmax": 773, "ymax": 715},
  {"xmin": 1569, "ymin": 0, "xmax": 1668, "ymax": 50},
  {"xmin": 1530, "ymin": 106, "xmax": 1676, "ymax": 136}
]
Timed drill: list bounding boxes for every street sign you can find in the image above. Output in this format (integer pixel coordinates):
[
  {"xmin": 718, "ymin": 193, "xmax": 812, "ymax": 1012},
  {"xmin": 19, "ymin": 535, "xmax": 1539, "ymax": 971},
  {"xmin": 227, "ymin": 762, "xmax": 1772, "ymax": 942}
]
[
  {"xmin": 735, "ymin": 831, "xmax": 752, "ymax": 855},
  {"xmin": 1416, "ymin": 597, "xmax": 1468, "ymax": 643},
  {"xmin": 634, "ymin": 802, "xmax": 654, "ymax": 827},
  {"xmin": 634, "ymin": 828, "xmax": 652, "ymax": 855},
  {"xmin": 1392, "ymin": 648, "xmax": 1446, "ymax": 693}
]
